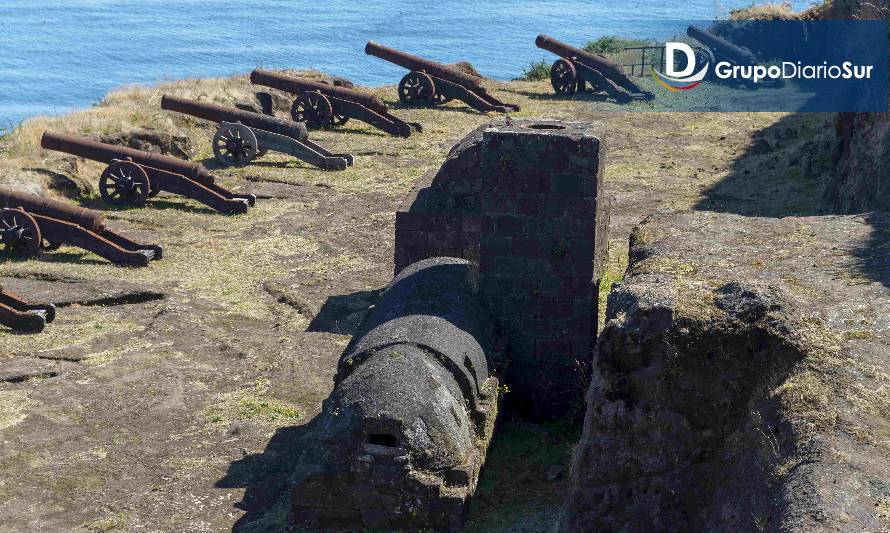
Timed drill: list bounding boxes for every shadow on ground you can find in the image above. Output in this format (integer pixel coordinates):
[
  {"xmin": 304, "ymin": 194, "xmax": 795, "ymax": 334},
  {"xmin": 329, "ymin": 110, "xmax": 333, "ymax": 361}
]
[
  {"xmin": 216, "ymin": 414, "xmax": 580, "ymax": 532},
  {"xmin": 216, "ymin": 418, "xmax": 323, "ymax": 531},
  {"xmin": 695, "ymin": 112, "xmax": 890, "ymax": 287},
  {"xmin": 306, "ymin": 288, "xmax": 382, "ymax": 335}
]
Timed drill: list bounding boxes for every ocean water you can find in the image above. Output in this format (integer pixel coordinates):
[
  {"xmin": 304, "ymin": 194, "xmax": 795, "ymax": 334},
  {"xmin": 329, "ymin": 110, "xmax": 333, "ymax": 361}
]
[{"xmin": 0, "ymin": 0, "xmax": 812, "ymax": 128}]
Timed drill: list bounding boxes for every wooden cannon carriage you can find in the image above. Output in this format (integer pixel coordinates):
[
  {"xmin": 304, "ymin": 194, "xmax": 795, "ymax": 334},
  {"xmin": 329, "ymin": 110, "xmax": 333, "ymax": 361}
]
[
  {"xmin": 41, "ymin": 132, "xmax": 256, "ymax": 214},
  {"xmin": 160, "ymin": 95, "xmax": 353, "ymax": 170},
  {"xmin": 365, "ymin": 41, "xmax": 520, "ymax": 113},
  {"xmin": 1, "ymin": 188, "xmax": 161, "ymax": 266},
  {"xmin": 250, "ymin": 69, "xmax": 421, "ymax": 137},
  {"xmin": 0, "ymin": 283, "xmax": 55, "ymax": 332}
]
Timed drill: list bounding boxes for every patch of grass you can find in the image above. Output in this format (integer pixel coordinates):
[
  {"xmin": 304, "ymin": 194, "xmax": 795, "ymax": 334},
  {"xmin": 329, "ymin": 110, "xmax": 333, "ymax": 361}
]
[
  {"xmin": 465, "ymin": 420, "xmax": 581, "ymax": 532},
  {"xmin": 598, "ymin": 239, "xmax": 629, "ymax": 331},
  {"xmin": 516, "ymin": 59, "xmax": 551, "ymax": 82},
  {"xmin": 730, "ymin": 2, "xmax": 800, "ymax": 20},
  {"xmin": 205, "ymin": 378, "xmax": 302, "ymax": 426},
  {"xmin": 83, "ymin": 512, "xmax": 130, "ymax": 532}
]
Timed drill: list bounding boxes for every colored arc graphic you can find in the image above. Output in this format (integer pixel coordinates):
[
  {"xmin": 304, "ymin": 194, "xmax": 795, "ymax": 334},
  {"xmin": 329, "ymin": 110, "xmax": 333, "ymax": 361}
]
[{"xmin": 651, "ymin": 64, "xmax": 709, "ymax": 92}]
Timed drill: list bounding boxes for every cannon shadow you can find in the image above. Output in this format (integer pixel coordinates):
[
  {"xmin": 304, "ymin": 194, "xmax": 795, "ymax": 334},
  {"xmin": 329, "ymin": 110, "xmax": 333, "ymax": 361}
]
[
  {"xmin": 500, "ymin": 87, "xmax": 612, "ymax": 103},
  {"xmin": 215, "ymin": 417, "xmax": 324, "ymax": 531},
  {"xmin": 694, "ymin": 112, "xmax": 890, "ymax": 287},
  {"xmin": 306, "ymin": 288, "xmax": 383, "ymax": 336}
]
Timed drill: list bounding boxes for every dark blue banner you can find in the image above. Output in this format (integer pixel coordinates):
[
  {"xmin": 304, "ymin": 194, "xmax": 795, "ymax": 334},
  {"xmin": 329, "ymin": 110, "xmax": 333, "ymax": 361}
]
[{"xmin": 630, "ymin": 20, "xmax": 888, "ymax": 112}]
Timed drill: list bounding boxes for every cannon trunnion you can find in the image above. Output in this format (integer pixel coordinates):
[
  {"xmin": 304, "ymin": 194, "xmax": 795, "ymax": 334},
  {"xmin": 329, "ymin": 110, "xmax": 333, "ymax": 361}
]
[
  {"xmin": 365, "ymin": 41, "xmax": 521, "ymax": 114},
  {"xmin": 160, "ymin": 95, "xmax": 353, "ymax": 170},
  {"xmin": 41, "ymin": 132, "xmax": 255, "ymax": 214},
  {"xmin": 0, "ymin": 187, "xmax": 162, "ymax": 267},
  {"xmin": 535, "ymin": 34, "xmax": 655, "ymax": 103},
  {"xmin": 250, "ymin": 69, "xmax": 421, "ymax": 137},
  {"xmin": 0, "ymin": 282, "xmax": 56, "ymax": 333},
  {"xmin": 291, "ymin": 257, "xmax": 499, "ymax": 530}
]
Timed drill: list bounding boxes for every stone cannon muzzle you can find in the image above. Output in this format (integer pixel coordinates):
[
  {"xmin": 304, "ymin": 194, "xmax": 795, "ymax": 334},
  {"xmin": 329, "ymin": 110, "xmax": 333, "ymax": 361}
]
[{"xmin": 291, "ymin": 257, "xmax": 499, "ymax": 530}]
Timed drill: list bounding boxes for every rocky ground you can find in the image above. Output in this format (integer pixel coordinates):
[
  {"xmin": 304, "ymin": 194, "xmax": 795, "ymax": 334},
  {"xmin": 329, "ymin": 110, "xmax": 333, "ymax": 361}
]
[
  {"xmin": 563, "ymin": 211, "xmax": 890, "ymax": 531},
  {"xmin": 0, "ymin": 72, "xmax": 839, "ymax": 531}
]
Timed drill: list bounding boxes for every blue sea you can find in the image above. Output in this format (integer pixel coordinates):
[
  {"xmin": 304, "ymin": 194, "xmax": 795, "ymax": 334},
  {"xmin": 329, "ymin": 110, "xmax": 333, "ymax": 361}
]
[{"xmin": 0, "ymin": 0, "xmax": 813, "ymax": 128}]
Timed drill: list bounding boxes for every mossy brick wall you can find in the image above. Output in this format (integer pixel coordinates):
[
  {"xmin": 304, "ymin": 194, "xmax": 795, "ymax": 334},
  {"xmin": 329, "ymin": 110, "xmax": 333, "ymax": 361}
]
[{"xmin": 394, "ymin": 119, "xmax": 607, "ymax": 420}]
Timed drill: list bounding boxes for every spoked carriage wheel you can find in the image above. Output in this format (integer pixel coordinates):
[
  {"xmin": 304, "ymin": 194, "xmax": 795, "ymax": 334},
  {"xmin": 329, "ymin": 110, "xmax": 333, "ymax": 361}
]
[
  {"xmin": 291, "ymin": 91, "xmax": 334, "ymax": 129},
  {"xmin": 99, "ymin": 160, "xmax": 151, "ymax": 207},
  {"xmin": 550, "ymin": 58, "xmax": 578, "ymax": 95},
  {"xmin": 212, "ymin": 123, "xmax": 259, "ymax": 167},
  {"xmin": 0, "ymin": 208, "xmax": 42, "ymax": 258},
  {"xmin": 398, "ymin": 71, "xmax": 436, "ymax": 107}
]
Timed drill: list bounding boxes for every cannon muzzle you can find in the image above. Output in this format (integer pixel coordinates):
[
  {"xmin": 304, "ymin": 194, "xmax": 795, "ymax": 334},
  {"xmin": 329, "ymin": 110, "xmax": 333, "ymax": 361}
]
[
  {"xmin": 0, "ymin": 187, "xmax": 105, "ymax": 233},
  {"xmin": 250, "ymin": 69, "xmax": 387, "ymax": 114},
  {"xmin": 364, "ymin": 41, "xmax": 483, "ymax": 91},
  {"xmin": 161, "ymin": 95, "xmax": 308, "ymax": 141},
  {"xmin": 41, "ymin": 131, "xmax": 214, "ymax": 185}
]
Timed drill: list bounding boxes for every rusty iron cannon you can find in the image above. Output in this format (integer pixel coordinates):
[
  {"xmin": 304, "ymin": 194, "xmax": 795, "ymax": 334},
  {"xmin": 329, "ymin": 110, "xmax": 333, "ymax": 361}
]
[
  {"xmin": 41, "ymin": 131, "xmax": 255, "ymax": 214},
  {"xmin": 365, "ymin": 41, "xmax": 520, "ymax": 113},
  {"xmin": 250, "ymin": 69, "xmax": 420, "ymax": 137},
  {"xmin": 687, "ymin": 25, "xmax": 757, "ymax": 68},
  {"xmin": 1, "ymin": 188, "xmax": 161, "ymax": 266},
  {"xmin": 0, "ymin": 283, "xmax": 55, "ymax": 333},
  {"xmin": 535, "ymin": 34, "xmax": 655, "ymax": 103},
  {"xmin": 160, "ymin": 95, "xmax": 353, "ymax": 170}
]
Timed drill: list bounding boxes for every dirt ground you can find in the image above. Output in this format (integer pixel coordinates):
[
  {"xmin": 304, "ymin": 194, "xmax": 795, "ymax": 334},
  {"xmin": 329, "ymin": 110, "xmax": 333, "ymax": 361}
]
[{"xmin": 0, "ymin": 76, "xmax": 809, "ymax": 531}]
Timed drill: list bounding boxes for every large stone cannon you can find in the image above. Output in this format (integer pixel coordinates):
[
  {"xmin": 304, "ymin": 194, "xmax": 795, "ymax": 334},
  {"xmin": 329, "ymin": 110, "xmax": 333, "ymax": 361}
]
[
  {"xmin": 160, "ymin": 95, "xmax": 353, "ymax": 170},
  {"xmin": 250, "ymin": 69, "xmax": 421, "ymax": 137},
  {"xmin": 41, "ymin": 131, "xmax": 255, "ymax": 214},
  {"xmin": 291, "ymin": 257, "xmax": 500, "ymax": 530},
  {"xmin": 535, "ymin": 34, "xmax": 654, "ymax": 102},
  {"xmin": 365, "ymin": 41, "xmax": 521, "ymax": 113}
]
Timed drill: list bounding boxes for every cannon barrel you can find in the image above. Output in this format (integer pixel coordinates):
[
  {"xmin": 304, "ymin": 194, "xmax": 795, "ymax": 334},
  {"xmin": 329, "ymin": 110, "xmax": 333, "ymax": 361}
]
[
  {"xmin": 0, "ymin": 187, "xmax": 105, "ymax": 233},
  {"xmin": 161, "ymin": 95, "xmax": 308, "ymax": 141},
  {"xmin": 364, "ymin": 41, "xmax": 483, "ymax": 91},
  {"xmin": 40, "ymin": 131, "xmax": 214, "ymax": 185},
  {"xmin": 291, "ymin": 258, "xmax": 498, "ymax": 529},
  {"xmin": 687, "ymin": 25, "xmax": 756, "ymax": 65},
  {"xmin": 250, "ymin": 69, "xmax": 387, "ymax": 113},
  {"xmin": 535, "ymin": 34, "xmax": 633, "ymax": 84}
]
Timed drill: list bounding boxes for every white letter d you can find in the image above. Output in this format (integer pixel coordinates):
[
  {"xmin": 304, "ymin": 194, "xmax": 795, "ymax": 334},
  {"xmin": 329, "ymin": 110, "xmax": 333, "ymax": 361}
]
[{"xmin": 665, "ymin": 42, "xmax": 697, "ymax": 78}]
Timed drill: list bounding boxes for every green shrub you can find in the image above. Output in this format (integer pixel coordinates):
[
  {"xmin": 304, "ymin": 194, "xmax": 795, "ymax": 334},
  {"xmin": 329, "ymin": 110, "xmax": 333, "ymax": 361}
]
[
  {"xmin": 516, "ymin": 59, "xmax": 551, "ymax": 81},
  {"xmin": 584, "ymin": 36, "xmax": 629, "ymax": 54}
]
